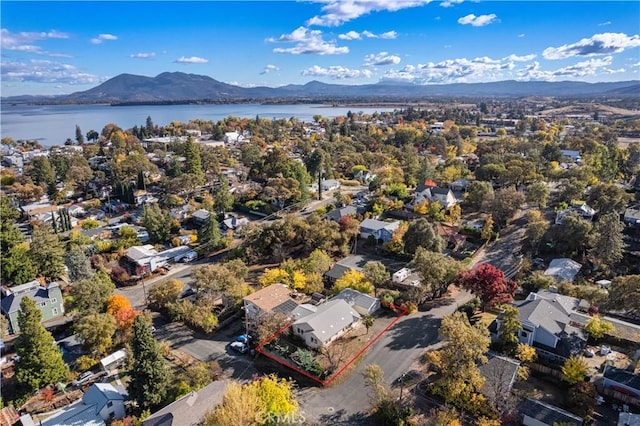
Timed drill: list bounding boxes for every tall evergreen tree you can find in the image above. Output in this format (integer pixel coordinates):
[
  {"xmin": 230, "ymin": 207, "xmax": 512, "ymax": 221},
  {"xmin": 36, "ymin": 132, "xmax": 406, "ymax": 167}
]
[
  {"xmin": 75, "ymin": 125, "xmax": 85, "ymax": 144},
  {"xmin": 128, "ymin": 316, "xmax": 169, "ymax": 409},
  {"xmin": 14, "ymin": 298, "xmax": 69, "ymax": 392},
  {"xmin": 29, "ymin": 223, "xmax": 66, "ymax": 282},
  {"xmin": 65, "ymin": 248, "xmax": 95, "ymax": 282},
  {"xmin": 184, "ymin": 137, "xmax": 204, "ymax": 184},
  {"xmin": 198, "ymin": 215, "xmax": 221, "ymax": 249},
  {"xmin": 212, "ymin": 175, "xmax": 234, "ymax": 215},
  {"xmin": 2, "ymin": 244, "xmax": 37, "ymax": 285},
  {"xmin": 137, "ymin": 170, "xmax": 146, "ymax": 191}
]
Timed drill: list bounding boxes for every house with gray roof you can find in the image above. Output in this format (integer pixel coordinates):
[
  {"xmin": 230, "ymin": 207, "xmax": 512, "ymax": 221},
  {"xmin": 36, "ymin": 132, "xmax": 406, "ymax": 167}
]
[
  {"xmin": 292, "ymin": 299, "xmax": 361, "ymax": 349},
  {"xmin": 39, "ymin": 383, "xmax": 127, "ymax": 426},
  {"xmin": 479, "ymin": 355, "xmax": 520, "ymax": 407},
  {"xmin": 491, "ymin": 292, "xmax": 587, "ymax": 363},
  {"xmin": 520, "ymin": 398, "xmax": 583, "ymax": 426},
  {"xmin": 326, "ymin": 205, "xmax": 358, "ymax": 222},
  {"xmin": 324, "ymin": 255, "xmax": 367, "ymax": 283},
  {"xmin": 190, "ymin": 209, "xmax": 211, "ymax": 226},
  {"xmin": 143, "ymin": 380, "xmax": 228, "ymax": 426},
  {"xmin": 331, "ymin": 288, "xmax": 380, "ymax": 316},
  {"xmin": 1, "ymin": 281, "xmax": 64, "ymax": 334},
  {"xmin": 413, "ymin": 185, "xmax": 459, "ymax": 209},
  {"xmin": 359, "ymin": 219, "xmax": 400, "ymax": 242}
]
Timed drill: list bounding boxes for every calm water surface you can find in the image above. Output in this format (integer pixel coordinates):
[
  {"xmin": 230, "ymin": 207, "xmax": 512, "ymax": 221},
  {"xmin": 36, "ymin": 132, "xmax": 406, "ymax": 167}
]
[{"xmin": 1, "ymin": 103, "xmax": 394, "ymax": 146}]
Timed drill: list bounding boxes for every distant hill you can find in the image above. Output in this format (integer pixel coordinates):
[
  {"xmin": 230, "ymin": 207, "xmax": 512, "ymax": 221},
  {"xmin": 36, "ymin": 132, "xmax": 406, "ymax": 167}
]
[{"xmin": 3, "ymin": 72, "xmax": 639, "ymax": 104}]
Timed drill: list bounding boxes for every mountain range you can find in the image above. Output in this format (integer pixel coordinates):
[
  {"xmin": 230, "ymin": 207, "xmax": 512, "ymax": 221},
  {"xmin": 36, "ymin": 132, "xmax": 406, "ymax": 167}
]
[{"xmin": 4, "ymin": 72, "xmax": 640, "ymax": 104}]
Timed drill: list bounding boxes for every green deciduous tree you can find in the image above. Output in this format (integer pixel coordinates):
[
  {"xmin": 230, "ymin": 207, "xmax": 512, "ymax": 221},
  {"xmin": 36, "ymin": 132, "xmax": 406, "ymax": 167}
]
[
  {"xmin": 409, "ymin": 247, "xmax": 461, "ymax": 303},
  {"xmin": 526, "ymin": 181, "xmax": 550, "ymax": 209},
  {"xmin": 148, "ymin": 279, "xmax": 184, "ymax": 312},
  {"xmin": 29, "ymin": 223, "xmax": 66, "ymax": 282},
  {"xmin": 587, "ymin": 183, "xmax": 632, "ymax": 215},
  {"xmin": 465, "ymin": 181, "xmax": 494, "ymax": 210},
  {"xmin": 402, "ymin": 218, "xmax": 444, "ymax": 255},
  {"xmin": 526, "ymin": 210, "xmax": 549, "ymax": 255},
  {"xmin": 605, "ymin": 275, "xmax": 640, "ymax": 314},
  {"xmin": 74, "ymin": 313, "xmax": 117, "ymax": 355},
  {"xmin": 14, "ymin": 298, "xmax": 69, "ymax": 392},
  {"xmin": 496, "ymin": 304, "xmax": 522, "ymax": 356},
  {"xmin": 485, "ymin": 187, "xmax": 525, "ymax": 229},
  {"xmin": 128, "ymin": 316, "xmax": 169, "ymax": 409},
  {"xmin": 70, "ymin": 271, "xmax": 115, "ymax": 316},
  {"xmin": 362, "ymin": 261, "xmax": 390, "ymax": 296}
]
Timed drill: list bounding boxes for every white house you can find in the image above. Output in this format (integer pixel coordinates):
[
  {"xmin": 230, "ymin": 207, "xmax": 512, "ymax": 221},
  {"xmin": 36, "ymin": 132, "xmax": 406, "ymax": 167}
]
[
  {"xmin": 320, "ymin": 179, "xmax": 340, "ymax": 192},
  {"xmin": 292, "ymin": 299, "xmax": 361, "ymax": 349},
  {"xmin": 413, "ymin": 184, "xmax": 458, "ymax": 209},
  {"xmin": 100, "ymin": 349, "xmax": 126, "ymax": 373}
]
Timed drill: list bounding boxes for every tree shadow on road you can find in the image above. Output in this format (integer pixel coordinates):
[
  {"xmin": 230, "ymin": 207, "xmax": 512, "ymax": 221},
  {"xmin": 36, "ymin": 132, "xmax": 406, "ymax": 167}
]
[
  {"xmin": 314, "ymin": 409, "xmax": 374, "ymax": 426},
  {"xmin": 383, "ymin": 314, "xmax": 442, "ymax": 351},
  {"xmin": 419, "ymin": 296, "xmax": 456, "ymax": 311}
]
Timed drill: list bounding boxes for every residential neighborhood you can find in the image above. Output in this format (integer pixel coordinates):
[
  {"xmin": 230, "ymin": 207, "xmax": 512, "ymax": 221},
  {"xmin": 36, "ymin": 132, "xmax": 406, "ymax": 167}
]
[{"xmin": 1, "ymin": 98, "xmax": 640, "ymax": 426}]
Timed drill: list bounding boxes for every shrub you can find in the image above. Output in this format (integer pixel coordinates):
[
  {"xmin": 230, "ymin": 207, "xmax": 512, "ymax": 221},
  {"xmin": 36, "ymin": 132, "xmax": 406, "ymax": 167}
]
[
  {"xmin": 400, "ymin": 301, "xmax": 418, "ymax": 314},
  {"xmin": 82, "ymin": 219, "xmax": 100, "ymax": 229},
  {"xmin": 75, "ymin": 355, "xmax": 98, "ymax": 371}
]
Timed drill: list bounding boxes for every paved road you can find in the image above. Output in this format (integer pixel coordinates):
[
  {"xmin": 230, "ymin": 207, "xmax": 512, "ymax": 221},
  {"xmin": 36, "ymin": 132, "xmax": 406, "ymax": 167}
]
[
  {"xmin": 472, "ymin": 210, "xmax": 527, "ymax": 278},
  {"xmin": 297, "ymin": 290, "xmax": 473, "ymax": 425}
]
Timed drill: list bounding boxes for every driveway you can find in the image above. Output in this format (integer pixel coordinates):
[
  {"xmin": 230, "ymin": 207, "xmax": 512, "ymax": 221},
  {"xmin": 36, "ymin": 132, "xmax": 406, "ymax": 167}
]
[
  {"xmin": 152, "ymin": 315, "xmax": 258, "ymax": 382},
  {"xmin": 472, "ymin": 210, "xmax": 527, "ymax": 278},
  {"xmin": 297, "ymin": 290, "xmax": 473, "ymax": 425}
]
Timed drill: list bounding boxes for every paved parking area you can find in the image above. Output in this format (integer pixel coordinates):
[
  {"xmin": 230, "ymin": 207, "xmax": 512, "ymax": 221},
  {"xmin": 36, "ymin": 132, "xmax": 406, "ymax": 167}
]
[{"xmin": 152, "ymin": 315, "xmax": 258, "ymax": 382}]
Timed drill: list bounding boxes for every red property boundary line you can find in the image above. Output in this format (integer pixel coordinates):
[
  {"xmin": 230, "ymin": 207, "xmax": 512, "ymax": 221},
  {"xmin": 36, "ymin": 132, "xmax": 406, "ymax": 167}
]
[{"xmin": 255, "ymin": 302, "xmax": 408, "ymax": 386}]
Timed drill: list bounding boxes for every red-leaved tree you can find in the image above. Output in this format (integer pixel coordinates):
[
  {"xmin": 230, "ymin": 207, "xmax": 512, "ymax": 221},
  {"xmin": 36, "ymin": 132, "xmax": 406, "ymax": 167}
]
[{"xmin": 457, "ymin": 263, "xmax": 518, "ymax": 311}]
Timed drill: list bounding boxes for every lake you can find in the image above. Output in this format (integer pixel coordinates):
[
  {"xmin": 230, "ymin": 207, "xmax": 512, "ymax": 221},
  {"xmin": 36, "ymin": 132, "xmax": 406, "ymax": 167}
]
[{"xmin": 0, "ymin": 103, "xmax": 396, "ymax": 146}]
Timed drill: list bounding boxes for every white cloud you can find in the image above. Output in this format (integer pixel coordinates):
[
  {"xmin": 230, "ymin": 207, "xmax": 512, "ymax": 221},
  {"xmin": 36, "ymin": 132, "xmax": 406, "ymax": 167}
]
[
  {"xmin": 260, "ymin": 64, "xmax": 280, "ymax": 74},
  {"xmin": 598, "ymin": 21, "xmax": 612, "ymax": 26},
  {"xmin": 130, "ymin": 52, "xmax": 156, "ymax": 59},
  {"xmin": 518, "ymin": 33, "xmax": 526, "ymax": 38},
  {"xmin": 517, "ymin": 56, "xmax": 622, "ymax": 80},
  {"xmin": 441, "ymin": 0, "xmax": 463, "ymax": 7},
  {"xmin": 90, "ymin": 33, "xmax": 118, "ymax": 44},
  {"xmin": 381, "ymin": 53, "xmax": 538, "ymax": 84},
  {"xmin": 457, "ymin": 14, "xmax": 498, "ymax": 27},
  {"xmin": 0, "ymin": 28, "xmax": 72, "ymax": 57},
  {"xmin": 1, "ymin": 58, "xmax": 105, "ymax": 85},
  {"xmin": 306, "ymin": 0, "xmax": 433, "ymax": 27},
  {"xmin": 543, "ymin": 32, "xmax": 640, "ymax": 59},
  {"xmin": 339, "ymin": 30, "xmax": 397, "ymax": 40},
  {"xmin": 174, "ymin": 56, "xmax": 209, "ymax": 64},
  {"xmin": 268, "ymin": 26, "xmax": 348, "ymax": 55},
  {"xmin": 226, "ymin": 81, "xmax": 257, "ymax": 88},
  {"xmin": 364, "ymin": 51, "xmax": 401, "ymax": 66},
  {"xmin": 503, "ymin": 53, "xmax": 537, "ymax": 62},
  {"xmin": 302, "ymin": 65, "xmax": 373, "ymax": 79}
]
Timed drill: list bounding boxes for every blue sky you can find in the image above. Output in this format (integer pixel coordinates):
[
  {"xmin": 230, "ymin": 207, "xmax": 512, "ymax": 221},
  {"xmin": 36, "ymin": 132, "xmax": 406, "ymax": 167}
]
[{"xmin": 1, "ymin": 1, "xmax": 639, "ymax": 96}]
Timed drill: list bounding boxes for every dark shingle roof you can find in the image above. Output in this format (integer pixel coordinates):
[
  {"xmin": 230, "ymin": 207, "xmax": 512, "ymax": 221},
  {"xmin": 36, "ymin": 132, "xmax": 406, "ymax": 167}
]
[
  {"xmin": 520, "ymin": 398, "xmax": 583, "ymax": 425},
  {"xmin": 604, "ymin": 367, "xmax": 640, "ymax": 391}
]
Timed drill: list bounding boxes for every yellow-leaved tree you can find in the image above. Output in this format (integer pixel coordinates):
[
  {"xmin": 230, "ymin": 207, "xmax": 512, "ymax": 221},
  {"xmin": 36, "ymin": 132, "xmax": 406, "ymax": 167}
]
[
  {"xmin": 204, "ymin": 375, "xmax": 298, "ymax": 426},
  {"xmin": 332, "ymin": 270, "xmax": 374, "ymax": 295}
]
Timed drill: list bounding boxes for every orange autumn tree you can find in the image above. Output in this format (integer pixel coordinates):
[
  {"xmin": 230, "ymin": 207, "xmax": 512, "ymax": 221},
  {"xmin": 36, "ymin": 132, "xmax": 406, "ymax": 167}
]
[{"xmin": 106, "ymin": 294, "xmax": 140, "ymax": 336}]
